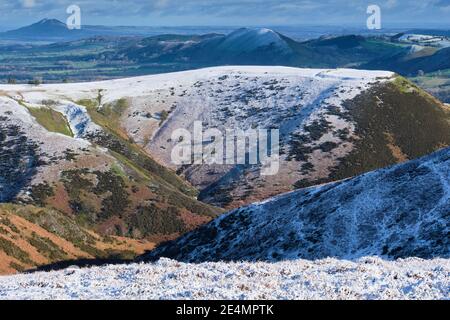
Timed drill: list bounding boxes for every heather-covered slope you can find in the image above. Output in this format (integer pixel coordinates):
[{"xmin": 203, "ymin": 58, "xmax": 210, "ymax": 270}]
[
  {"xmin": 0, "ymin": 204, "xmax": 154, "ymax": 275},
  {"xmin": 0, "ymin": 91, "xmax": 219, "ymax": 244},
  {"xmin": 141, "ymin": 147, "xmax": 450, "ymax": 263}
]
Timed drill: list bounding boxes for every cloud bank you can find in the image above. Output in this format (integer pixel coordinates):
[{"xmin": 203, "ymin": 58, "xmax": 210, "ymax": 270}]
[{"xmin": 1, "ymin": 0, "xmax": 449, "ymax": 27}]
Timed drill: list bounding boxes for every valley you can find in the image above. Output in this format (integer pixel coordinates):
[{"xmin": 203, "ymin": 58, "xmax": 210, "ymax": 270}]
[
  {"xmin": 0, "ymin": 66, "xmax": 448, "ymax": 276},
  {"xmin": 0, "ymin": 17, "xmax": 448, "ymax": 301},
  {"xmin": 142, "ymin": 146, "xmax": 450, "ymax": 262}
]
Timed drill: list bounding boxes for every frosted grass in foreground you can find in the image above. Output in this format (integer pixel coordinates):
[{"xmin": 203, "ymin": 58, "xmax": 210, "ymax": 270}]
[{"xmin": 0, "ymin": 257, "xmax": 448, "ymax": 300}]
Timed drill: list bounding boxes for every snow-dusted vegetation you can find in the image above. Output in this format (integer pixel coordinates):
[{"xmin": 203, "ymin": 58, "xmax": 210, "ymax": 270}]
[
  {"xmin": 0, "ymin": 66, "xmax": 448, "ymax": 299},
  {"xmin": 0, "ymin": 146, "xmax": 446, "ymax": 300},
  {"xmin": 3, "ymin": 67, "xmax": 448, "ymax": 210},
  {"xmin": 1, "ymin": 66, "xmax": 407, "ymax": 208},
  {"xmin": 143, "ymin": 147, "xmax": 450, "ymax": 263},
  {"xmin": 0, "ymin": 257, "xmax": 448, "ymax": 300}
]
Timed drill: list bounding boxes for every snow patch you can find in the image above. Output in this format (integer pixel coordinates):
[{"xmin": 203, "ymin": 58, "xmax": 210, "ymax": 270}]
[
  {"xmin": 0, "ymin": 257, "xmax": 447, "ymax": 300},
  {"xmin": 54, "ymin": 102, "xmax": 101, "ymax": 138}
]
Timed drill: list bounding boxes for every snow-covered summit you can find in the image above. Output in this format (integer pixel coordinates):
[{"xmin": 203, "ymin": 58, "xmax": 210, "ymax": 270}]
[{"xmin": 218, "ymin": 28, "xmax": 290, "ymax": 52}]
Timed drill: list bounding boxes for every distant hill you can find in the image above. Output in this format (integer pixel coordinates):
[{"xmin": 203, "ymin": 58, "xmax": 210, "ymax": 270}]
[
  {"xmin": 4, "ymin": 66, "xmax": 449, "ymax": 210},
  {"xmin": 121, "ymin": 30, "xmax": 405, "ymax": 68},
  {"xmin": 0, "ymin": 19, "xmax": 88, "ymax": 41},
  {"xmin": 0, "ymin": 81, "xmax": 220, "ymax": 249},
  {"xmin": 404, "ymin": 29, "xmax": 450, "ymax": 37},
  {"xmin": 121, "ymin": 28, "xmax": 295, "ymax": 65},
  {"xmin": 132, "ymin": 67, "xmax": 448, "ymax": 208},
  {"xmin": 0, "ymin": 18, "xmax": 221, "ymax": 42},
  {"xmin": 364, "ymin": 46, "xmax": 450, "ymax": 76},
  {"xmin": 312, "ymin": 35, "xmax": 366, "ymax": 49},
  {"xmin": 3, "ymin": 19, "xmax": 450, "ymax": 82},
  {"xmin": 0, "ymin": 23, "xmax": 417, "ymax": 83}
]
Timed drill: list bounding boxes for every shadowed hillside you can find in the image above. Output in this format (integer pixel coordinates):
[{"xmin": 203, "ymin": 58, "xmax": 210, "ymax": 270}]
[{"xmin": 141, "ymin": 147, "xmax": 450, "ymax": 263}]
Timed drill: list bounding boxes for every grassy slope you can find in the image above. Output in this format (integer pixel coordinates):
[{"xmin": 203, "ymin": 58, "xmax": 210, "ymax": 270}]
[
  {"xmin": 26, "ymin": 106, "xmax": 73, "ymax": 137},
  {"xmin": 0, "ymin": 204, "xmax": 154, "ymax": 275},
  {"xmin": 76, "ymin": 95, "xmax": 207, "ymax": 198},
  {"xmin": 14, "ymin": 96, "xmax": 221, "ymax": 243}
]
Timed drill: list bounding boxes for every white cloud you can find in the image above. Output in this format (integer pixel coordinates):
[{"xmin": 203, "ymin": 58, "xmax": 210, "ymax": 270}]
[
  {"xmin": 385, "ymin": 0, "xmax": 398, "ymax": 9},
  {"xmin": 22, "ymin": 0, "xmax": 36, "ymax": 8},
  {"xmin": 155, "ymin": 0, "xmax": 170, "ymax": 9}
]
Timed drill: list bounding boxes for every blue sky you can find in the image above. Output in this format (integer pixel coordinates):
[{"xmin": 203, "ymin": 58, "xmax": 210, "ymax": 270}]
[{"xmin": 1, "ymin": 0, "xmax": 450, "ymax": 28}]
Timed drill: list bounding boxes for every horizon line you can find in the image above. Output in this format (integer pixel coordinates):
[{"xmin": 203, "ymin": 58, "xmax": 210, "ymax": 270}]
[{"xmin": 1, "ymin": 18, "xmax": 450, "ymax": 31}]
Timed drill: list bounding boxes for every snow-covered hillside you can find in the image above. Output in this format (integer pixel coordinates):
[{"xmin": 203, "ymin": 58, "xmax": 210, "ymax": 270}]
[
  {"xmin": 399, "ymin": 34, "xmax": 450, "ymax": 48},
  {"xmin": 0, "ymin": 70, "xmax": 221, "ymax": 253},
  {"xmin": 4, "ymin": 66, "xmax": 426, "ymax": 209},
  {"xmin": 216, "ymin": 28, "xmax": 291, "ymax": 53},
  {"xmin": 1, "ymin": 66, "xmax": 449, "ymax": 210},
  {"xmin": 0, "ymin": 257, "xmax": 448, "ymax": 300},
  {"xmin": 0, "ymin": 67, "xmax": 448, "ymax": 298},
  {"xmin": 142, "ymin": 147, "xmax": 450, "ymax": 263},
  {"xmin": 0, "ymin": 96, "xmax": 109, "ymax": 202}
]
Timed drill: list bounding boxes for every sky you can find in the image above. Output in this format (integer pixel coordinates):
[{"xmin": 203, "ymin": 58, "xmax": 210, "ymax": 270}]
[{"xmin": 0, "ymin": 0, "xmax": 450, "ymax": 28}]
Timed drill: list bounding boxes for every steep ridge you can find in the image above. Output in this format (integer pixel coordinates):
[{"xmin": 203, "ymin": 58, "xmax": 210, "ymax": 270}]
[
  {"xmin": 0, "ymin": 19, "xmax": 166, "ymax": 42},
  {"xmin": 141, "ymin": 147, "xmax": 450, "ymax": 262}
]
